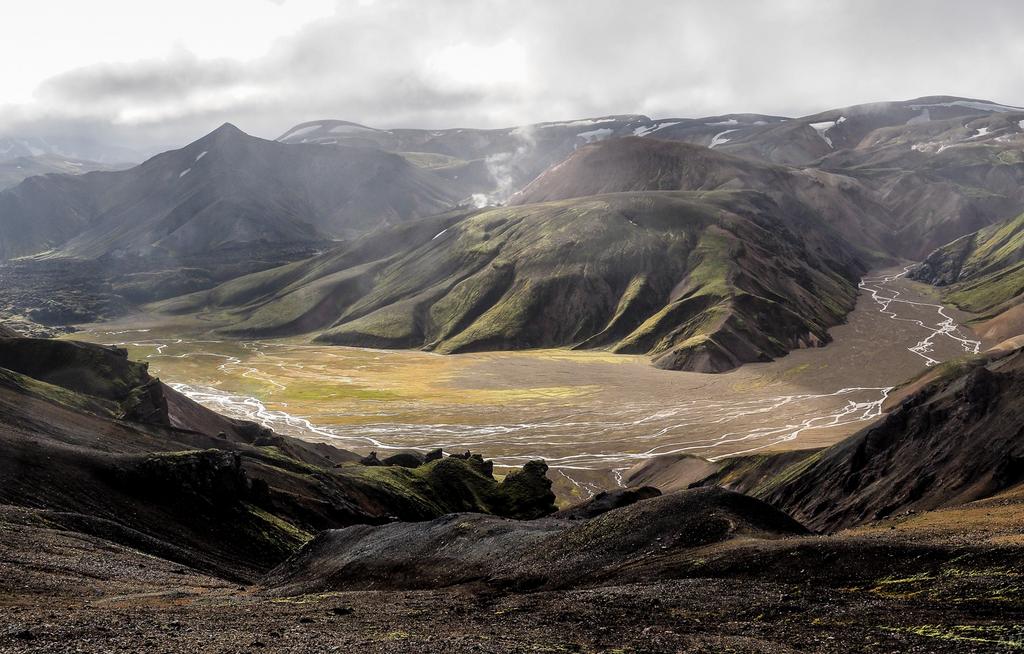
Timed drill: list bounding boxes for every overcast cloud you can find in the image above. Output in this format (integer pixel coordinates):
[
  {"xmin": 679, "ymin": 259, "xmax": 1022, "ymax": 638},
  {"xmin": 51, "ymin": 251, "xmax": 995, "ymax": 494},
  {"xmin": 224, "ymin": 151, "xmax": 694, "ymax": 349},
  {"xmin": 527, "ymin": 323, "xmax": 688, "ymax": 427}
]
[{"xmin": 3, "ymin": 0, "xmax": 1024, "ymax": 157}]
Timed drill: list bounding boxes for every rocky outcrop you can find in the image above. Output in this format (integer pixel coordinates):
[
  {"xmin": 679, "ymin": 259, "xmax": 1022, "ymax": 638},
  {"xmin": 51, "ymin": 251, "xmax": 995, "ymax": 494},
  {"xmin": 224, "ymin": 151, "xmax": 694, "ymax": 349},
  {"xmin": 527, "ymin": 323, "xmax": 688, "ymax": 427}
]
[
  {"xmin": 493, "ymin": 460, "xmax": 557, "ymax": 519},
  {"xmin": 552, "ymin": 486, "xmax": 661, "ymax": 520},
  {"xmin": 263, "ymin": 487, "xmax": 807, "ymax": 595},
  {"xmin": 0, "ymin": 338, "xmax": 150, "ymax": 403}
]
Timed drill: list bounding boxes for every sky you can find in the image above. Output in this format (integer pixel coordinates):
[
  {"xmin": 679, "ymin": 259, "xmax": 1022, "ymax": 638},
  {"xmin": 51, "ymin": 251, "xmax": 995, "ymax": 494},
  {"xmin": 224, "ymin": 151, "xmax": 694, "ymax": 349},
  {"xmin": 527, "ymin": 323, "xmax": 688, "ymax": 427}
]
[{"xmin": 3, "ymin": 0, "xmax": 1024, "ymax": 157}]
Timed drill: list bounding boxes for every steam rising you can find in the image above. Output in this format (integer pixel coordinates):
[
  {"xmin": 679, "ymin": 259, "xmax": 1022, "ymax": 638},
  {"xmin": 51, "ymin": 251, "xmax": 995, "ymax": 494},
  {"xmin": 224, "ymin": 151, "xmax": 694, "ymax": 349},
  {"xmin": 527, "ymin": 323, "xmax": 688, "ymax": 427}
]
[{"xmin": 475, "ymin": 125, "xmax": 537, "ymax": 207}]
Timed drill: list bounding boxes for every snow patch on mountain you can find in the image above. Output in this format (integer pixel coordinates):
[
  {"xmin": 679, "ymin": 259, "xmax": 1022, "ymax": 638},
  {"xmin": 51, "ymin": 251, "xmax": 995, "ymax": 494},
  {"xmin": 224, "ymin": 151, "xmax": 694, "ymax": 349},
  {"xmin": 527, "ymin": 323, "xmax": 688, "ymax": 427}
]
[
  {"xmin": 633, "ymin": 121, "xmax": 681, "ymax": 137},
  {"xmin": 912, "ymin": 141, "xmax": 957, "ymax": 155},
  {"xmin": 709, "ymin": 129, "xmax": 737, "ymax": 149},
  {"xmin": 810, "ymin": 121, "xmax": 836, "ymax": 147},
  {"xmin": 545, "ymin": 118, "xmax": 617, "ymax": 129},
  {"xmin": 809, "ymin": 117, "xmax": 844, "ymax": 148}
]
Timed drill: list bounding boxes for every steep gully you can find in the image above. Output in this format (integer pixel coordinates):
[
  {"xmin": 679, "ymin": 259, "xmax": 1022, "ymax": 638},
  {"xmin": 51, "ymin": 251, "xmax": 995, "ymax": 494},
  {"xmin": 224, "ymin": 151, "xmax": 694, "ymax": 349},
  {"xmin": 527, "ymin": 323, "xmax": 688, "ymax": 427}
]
[{"xmin": 94, "ymin": 267, "xmax": 981, "ymax": 497}]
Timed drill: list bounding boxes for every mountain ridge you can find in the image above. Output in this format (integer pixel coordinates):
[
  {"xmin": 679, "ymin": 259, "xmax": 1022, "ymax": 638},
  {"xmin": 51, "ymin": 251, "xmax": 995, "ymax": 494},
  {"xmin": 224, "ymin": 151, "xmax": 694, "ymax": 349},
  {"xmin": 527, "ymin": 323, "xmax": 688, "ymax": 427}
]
[{"xmin": 0, "ymin": 122, "xmax": 469, "ymax": 260}]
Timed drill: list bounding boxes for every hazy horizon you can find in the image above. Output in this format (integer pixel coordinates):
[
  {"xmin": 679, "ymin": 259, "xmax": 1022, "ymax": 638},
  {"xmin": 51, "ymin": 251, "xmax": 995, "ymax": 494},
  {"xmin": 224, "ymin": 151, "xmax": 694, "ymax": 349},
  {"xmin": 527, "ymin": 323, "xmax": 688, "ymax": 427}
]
[{"xmin": 4, "ymin": 0, "xmax": 1024, "ymax": 157}]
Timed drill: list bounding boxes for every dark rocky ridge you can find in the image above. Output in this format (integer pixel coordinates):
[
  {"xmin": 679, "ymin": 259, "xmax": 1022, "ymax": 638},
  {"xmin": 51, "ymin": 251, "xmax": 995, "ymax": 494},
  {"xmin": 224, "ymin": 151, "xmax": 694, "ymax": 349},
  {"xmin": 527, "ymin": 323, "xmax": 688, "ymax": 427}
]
[
  {"xmin": 757, "ymin": 348, "xmax": 1024, "ymax": 531},
  {"xmin": 263, "ymin": 487, "xmax": 808, "ymax": 595}
]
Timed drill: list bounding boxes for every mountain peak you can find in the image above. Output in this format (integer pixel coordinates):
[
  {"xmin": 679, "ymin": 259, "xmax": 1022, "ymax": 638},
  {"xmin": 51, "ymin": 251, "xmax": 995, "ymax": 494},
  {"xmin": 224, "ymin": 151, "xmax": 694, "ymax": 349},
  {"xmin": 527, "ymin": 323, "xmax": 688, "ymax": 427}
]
[
  {"xmin": 213, "ymin": 122, "xmax": 243, "ymax": 135},
  {"xmin": 196, "ymin": 122, "xmax": 249, "ymax": 146}
]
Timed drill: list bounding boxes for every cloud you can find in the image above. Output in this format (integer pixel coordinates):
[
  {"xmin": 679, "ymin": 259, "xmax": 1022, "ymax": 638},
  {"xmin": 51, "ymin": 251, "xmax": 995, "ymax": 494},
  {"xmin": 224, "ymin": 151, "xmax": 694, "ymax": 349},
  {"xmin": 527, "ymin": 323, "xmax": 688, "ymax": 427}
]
[
  {"xmin": 3, "ymin": 0, "xmax": 1024, "ymax": 157},
  {"xmin": 36, "ymin": 52, "xmax": 246, "ymax": 106}
]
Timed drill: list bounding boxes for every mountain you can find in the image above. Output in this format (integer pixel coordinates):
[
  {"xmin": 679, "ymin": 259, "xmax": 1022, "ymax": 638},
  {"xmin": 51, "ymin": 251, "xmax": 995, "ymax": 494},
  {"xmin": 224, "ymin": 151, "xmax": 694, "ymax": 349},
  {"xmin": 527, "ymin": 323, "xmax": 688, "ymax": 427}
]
[
  {"xmin": 805, "ymin": 98, "xmax": 1024, "ymax": 257},
  {"xmin": 707, "ymin": 96, "xmax": 1022, "ymax": 165},
  {"xmin": 510, "ymin": 137, "xmax": 897, "ymax": 255},
  {"xmin": 5, "ymin": 95, "xmax": 1016, "ymax": 263},
  {"xmin": 0, "ymin": 134, "xmax": 142, "ymax": 165},
  {"xmin": 277, "ymin": 113, "xmax": 789, "ymax": 202},
  {"xmin": 278, "ymin": 98, "xmax": 1024, "ymax": 258},
  {"xmin": 0, "ymin": 154, "xmax": 130, "ymax": 191},
  {"xmin": 912, "ymin": 212, "xmax": 1024, "ymax": 344},
  {"xmin": 159, "ymin": 169, "xmax": 865, "ymax": 372},
  {"xmin": 0, "ymin": 123, "xmax": 468, "ymax": 260},
  {"xmin": 4, "ymin": 95, "xmax": 1023, "ymax": 371}
]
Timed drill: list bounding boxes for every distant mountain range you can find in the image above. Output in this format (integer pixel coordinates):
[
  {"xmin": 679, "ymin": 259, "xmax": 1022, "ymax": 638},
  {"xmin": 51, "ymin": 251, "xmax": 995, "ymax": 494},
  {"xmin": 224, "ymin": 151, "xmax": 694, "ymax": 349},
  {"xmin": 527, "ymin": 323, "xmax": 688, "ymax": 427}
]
[
  {"xmin": 0, "ymin": 134, "xmax": 142, "ymax": 166},
  {"xmin": 2, "ymin": 94, "xmax": 1023, "ymax": 370},
  {"xmin": 0, "ymin": 154, "xmax": 131, "ymax": 191},
  {"xmin": 278, "ymin": 96, "xmax": 1024, "ymax": 257}
]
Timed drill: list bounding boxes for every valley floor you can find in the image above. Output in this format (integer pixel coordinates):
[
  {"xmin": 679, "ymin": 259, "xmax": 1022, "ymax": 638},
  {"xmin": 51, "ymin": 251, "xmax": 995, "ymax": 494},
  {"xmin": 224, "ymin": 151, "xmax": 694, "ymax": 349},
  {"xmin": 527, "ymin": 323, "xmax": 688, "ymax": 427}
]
[{"xmin": 72, "ymin": 268, "xmax": 986, "ymax": 504}]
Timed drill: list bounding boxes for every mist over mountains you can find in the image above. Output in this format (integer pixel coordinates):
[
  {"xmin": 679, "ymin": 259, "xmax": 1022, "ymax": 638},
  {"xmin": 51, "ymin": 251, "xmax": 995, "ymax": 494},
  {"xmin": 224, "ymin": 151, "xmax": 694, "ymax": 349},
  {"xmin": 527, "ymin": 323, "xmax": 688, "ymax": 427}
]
[{"xmin": 2, "ymin": 94, "xmax": 1022, "ymax": 370}]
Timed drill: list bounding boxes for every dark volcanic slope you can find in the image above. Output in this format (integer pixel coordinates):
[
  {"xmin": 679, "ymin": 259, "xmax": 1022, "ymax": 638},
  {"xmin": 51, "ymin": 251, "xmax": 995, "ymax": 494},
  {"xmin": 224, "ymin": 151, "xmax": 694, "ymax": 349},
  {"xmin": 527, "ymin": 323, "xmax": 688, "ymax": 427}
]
[
  {"xmin": 0, "ymin": 336, "xmax": 556, "ymax": 581},
  {"xmin": 689, "ymin": 346, "xmax": 1024, "ymax": 532},
  {"xmin": 264, "ymin": 487, "xmax": 807, "ymax": 594},
  {"xmin": 161, "ymin": 184, "xmax": 864, "ymax": 372},
  {"xmin": 0, "ymin": 123, "xmax": 465, "ymax": 260},
  {"xmin": 912, "ymin": 212, "xmax": 1024, "ymax": 343}
]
